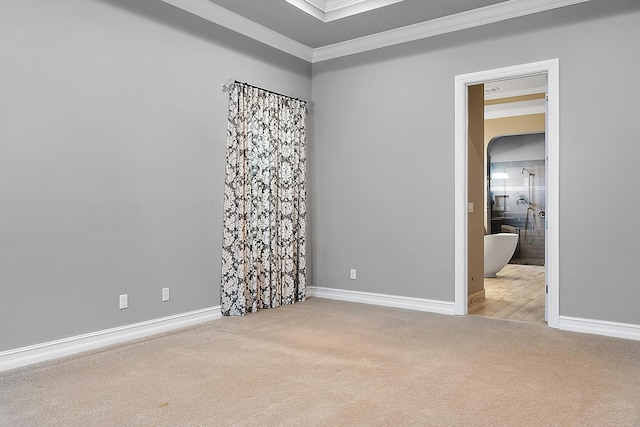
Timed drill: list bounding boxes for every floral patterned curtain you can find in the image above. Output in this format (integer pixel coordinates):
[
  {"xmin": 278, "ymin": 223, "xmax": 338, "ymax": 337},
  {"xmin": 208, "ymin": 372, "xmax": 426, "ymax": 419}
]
[{"xmin": 221, "ymin": 82, "xmax": 307, "ymax": 316}]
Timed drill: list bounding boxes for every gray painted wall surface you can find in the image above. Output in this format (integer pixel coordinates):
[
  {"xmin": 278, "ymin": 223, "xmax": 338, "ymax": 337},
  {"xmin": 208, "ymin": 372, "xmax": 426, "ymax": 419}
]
[
  {"xmin": 0, "ymin": 0, "xmax": 310, "ymax": 351},
  {"xmin": 311, "ymin": 0, "xmax": 640, "ymax": 324},
  {"xmin": 3, "ymin": 0, "xmax": 640, "ymax": 354}
]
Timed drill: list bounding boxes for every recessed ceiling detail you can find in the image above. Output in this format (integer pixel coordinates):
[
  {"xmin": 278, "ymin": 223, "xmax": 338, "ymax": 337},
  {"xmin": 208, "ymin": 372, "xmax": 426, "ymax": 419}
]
[
  {"xmin": 161, "ymin": 0, "xmax": 593, "ymax": 62},
  {"xmin": 285, "ymin": 0, "xmax": 405, "ymax": 22}
]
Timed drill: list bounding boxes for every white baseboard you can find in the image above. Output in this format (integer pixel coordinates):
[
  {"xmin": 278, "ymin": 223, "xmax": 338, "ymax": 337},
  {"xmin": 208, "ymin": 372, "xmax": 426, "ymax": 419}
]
[
  {"xmin": 0, "ymin": 306, "xmax": 222, "ymax": 373},
  {"xmin": 559, "ymin": 315, "xmax": 640, "ymax": 341},
  {"xmin": 307, "ymin": 286, "xmax": 455, "ymax": 315}
]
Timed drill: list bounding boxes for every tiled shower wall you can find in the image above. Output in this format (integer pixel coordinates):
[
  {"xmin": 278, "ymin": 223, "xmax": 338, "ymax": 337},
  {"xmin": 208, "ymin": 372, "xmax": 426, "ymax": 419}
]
[{"xmin": 489, "ymin": 159, "xmax": 545, "ymax": 265}]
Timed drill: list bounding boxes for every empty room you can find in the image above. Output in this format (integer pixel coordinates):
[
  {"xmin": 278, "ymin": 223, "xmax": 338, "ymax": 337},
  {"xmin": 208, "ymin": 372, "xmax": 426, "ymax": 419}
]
[{"xmin": 2, "ymin": 0, "xmax": 640, "ymax": 425}]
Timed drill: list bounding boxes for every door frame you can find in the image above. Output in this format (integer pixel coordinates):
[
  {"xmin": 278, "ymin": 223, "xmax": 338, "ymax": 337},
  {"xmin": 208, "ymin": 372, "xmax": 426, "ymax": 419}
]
[{"xmin": 454, "ymin": 59, "xmax": 560, "ymax": 328}]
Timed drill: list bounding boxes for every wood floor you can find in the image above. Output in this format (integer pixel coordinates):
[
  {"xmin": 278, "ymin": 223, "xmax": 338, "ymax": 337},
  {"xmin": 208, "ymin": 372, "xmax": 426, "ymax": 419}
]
[{"xmin": 469, "ymin": 264, "xmax": 546, "ymax": 325}]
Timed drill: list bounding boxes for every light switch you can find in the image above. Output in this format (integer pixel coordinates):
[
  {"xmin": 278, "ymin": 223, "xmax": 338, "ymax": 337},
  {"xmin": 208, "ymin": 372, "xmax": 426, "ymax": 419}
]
[{"xmin": 467, "ymin": 202, "xmax": 474, "ymax": 213}]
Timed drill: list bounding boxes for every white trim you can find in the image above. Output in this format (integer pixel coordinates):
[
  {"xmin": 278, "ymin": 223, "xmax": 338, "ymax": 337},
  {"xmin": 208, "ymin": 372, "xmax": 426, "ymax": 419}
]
[
  {"xmin": 324, "ymin": 0, "xmax": 404, "ymax": 22},
  {"xmin": 545, "ymin": 60, "xmax": 560, "ymax": 328},
  {"xmin": 0, "ymin": 307, "xmax": 222, "ymax": 373},
  {"xmin": 159, "ymin": 0, "xmax": 590, "ymax": 63},
  {"xmin": 285, "ymin": 0, "xmax": 404, "ymax": 22},
  {"xmin": 559, "ymin": 316, "xmax": 640, "ymax": 341},
  {"xmin": 454, "ymin": 59, "xmax": 560, "ymax": 328},
  {"xmin": 312, "ymin": 0, "xmax": 590, "ymax": 62},
  {"xmin": 284, "ymin": 0, "xmax": 326, "ymax": 21},
  {"xmin": 484, "ymin": 85, "xmax": 547, "ymax": 100},
  {"xmin": 307, "ymin": 286, "xmax": 456, "ymax": 315},
  {"xmin": 484, "ymin": 99, "xmax": 546, "ymax": 119},
  {"xmin": 454, "ymin": 75, "xmax": 468, "ymax": 316},
  {"xmin": 159, "ymin": 0, "xmax": 314, "ymax": 62}
]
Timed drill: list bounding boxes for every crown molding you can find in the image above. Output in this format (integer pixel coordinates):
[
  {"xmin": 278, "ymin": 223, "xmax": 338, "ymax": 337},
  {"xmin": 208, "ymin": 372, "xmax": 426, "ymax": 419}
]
[
  {"xmin": 485, "ymin": 85, "xmax": 547, "ymax": 100},
  {"xmin": 286, "ymin": 0, "xmax": 405, "ymax": 22},
  {"xmin": 160, "ymin": 0, "xmax": 314, "ymax": 62},
  {"xmin": 160, "ymin": 0, "xmax": 591, "ymax": 64},
  {"xmin": 284, "ymin": 0, "xmax": 325, "ymax": 21},
  {"xmin": 312, "ymin": 0, "xmax": 591, "ymax": 62},
  {"xmin": 484, "ymin": 99, "xmax": 546, "ymax": 119}
]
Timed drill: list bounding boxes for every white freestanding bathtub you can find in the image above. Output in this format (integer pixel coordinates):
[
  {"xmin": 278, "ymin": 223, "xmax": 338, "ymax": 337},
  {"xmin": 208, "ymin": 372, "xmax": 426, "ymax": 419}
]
[{"xmin": 484, "ymin": 233, "xmax": 518, "ymax": 278}]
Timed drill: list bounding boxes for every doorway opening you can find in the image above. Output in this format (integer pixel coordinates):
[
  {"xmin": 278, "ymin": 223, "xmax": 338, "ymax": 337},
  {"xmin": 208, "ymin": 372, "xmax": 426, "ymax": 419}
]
[
  {"xmin": 454, "ymin": 60, "xmax": 560, "ymax": 328},
  {"xmin": 473, "ymin": 131, "xmax": 546, "ymax": 324}
]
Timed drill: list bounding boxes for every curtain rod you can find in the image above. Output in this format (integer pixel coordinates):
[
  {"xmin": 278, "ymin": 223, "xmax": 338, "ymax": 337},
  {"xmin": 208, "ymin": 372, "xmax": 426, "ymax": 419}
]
[{"xmin": 221, "ymin": 79, "xmax": 307, "ymax": 105}]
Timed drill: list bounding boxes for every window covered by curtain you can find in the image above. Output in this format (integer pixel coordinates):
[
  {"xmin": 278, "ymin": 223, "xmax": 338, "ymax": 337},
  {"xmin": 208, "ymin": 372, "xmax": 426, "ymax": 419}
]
[{"xmin": 221, "ymin": 82, "xmax": 307, "ymax": 316}]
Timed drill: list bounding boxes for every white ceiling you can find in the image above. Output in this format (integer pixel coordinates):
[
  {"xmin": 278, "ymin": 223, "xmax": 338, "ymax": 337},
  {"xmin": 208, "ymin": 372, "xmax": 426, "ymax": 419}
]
[
  {"xmin": 208, "ymin": 0, "xmax": 508, "ymax": 47},
  {"xmin": 160, "ymin": 0, "xmax": 591, "ymax": 62},
  {"xmin": 484, "ymin": 75, "xmax": 548, "ymax": 119},
  {"xmin": 485, "ymin": 75, "xmax": 547, "ymax": 100},
  {"xmin": 284, "ymin": 0, "xmax": 406, "ymax": 22}
]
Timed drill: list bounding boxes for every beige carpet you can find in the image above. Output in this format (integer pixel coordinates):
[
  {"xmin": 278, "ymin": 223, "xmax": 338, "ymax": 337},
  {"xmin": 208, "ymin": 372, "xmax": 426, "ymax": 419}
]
[{"xmin": 2, "ymin": 298, "xmax": 640, "ymax": 426}]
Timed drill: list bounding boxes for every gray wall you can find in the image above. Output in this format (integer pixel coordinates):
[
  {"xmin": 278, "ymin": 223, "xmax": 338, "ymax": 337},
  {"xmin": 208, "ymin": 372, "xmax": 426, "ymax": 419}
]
[
  {"xmin": 0, "ymin": 0, "xmax": 310, "ymax": 351},
  {"xmin": 311, "ymin": 0, "xmax": 640, "ymax": 324},
  {"xmin": 3, "ymin": 0, "xmax": 640, "ymax": 354}
]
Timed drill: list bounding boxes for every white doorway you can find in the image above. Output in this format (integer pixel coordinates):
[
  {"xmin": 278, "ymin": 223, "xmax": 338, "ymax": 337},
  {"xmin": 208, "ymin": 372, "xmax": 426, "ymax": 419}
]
[{"xmin": 454, "ymin": 59, "xmax": 560, "ymax": 328}]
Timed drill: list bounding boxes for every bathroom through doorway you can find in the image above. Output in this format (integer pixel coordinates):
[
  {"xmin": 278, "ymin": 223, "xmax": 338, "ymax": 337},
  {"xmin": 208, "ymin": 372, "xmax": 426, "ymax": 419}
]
[
  {"xmin": 471, "ymin": 78, "xmax": 547, "ymax": 325},
  {"xmin": 476, "ymin": 129, "xmax": 547, "ymax": 324},
  {"xmin": 454, "ymin": 60, "xmax": 560, "ymax": 329}
]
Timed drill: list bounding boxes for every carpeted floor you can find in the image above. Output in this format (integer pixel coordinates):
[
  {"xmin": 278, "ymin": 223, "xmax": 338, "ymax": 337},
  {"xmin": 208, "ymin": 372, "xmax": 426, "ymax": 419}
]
[{"xmin": 1, "ymin": 298, "xmax": 640, "ymax": 426}]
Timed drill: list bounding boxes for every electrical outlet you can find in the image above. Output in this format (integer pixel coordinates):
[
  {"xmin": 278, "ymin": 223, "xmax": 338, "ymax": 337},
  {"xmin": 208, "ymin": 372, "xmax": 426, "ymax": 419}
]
[
  {"xmin": 162, "ymin": 287, "xmax": 170, "ymax": 302},
  {"xmin": 119, "ymin": 294, "xmax": 128, "ymax": 310},
  {"xmin": 350, "ymin": 269, "xmax": 357, "ymax": 280}
]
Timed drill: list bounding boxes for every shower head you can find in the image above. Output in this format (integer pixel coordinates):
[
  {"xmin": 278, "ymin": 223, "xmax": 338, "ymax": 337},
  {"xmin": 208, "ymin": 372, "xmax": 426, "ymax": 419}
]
[{"xmin": 521, "ymin": 168, "xmax": 534, "ymax": 176}]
